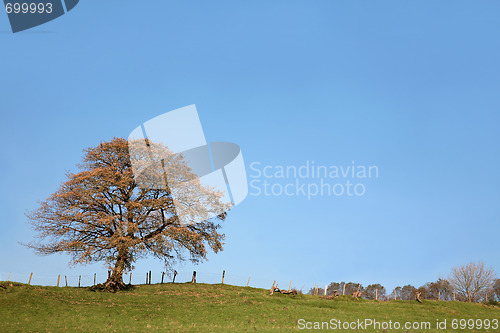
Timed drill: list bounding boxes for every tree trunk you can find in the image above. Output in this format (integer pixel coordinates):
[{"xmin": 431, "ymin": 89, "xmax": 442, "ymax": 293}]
[{"xmin": 104, "ymin": 248, "xmax": 128, "ymax": 292}]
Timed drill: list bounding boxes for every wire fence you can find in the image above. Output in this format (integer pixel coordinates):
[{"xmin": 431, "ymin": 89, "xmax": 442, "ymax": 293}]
[{"xmin": 0, "ymin": 270, "xmax": 277, "ymax": 290}]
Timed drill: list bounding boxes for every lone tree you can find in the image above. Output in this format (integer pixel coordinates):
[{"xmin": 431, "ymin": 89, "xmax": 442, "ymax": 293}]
[
  {"xmin": 25, "ymin": 138, "xmax": 230, "ymax": 291},
  {"xmin": 448, "ymin": 262, "xmax": 497, "ymax": 302}
]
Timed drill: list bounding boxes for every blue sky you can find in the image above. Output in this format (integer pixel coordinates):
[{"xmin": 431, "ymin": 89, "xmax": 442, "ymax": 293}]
[{"xmin": 1, "ymin": 1, "xmax": 499, "ymax": 292}]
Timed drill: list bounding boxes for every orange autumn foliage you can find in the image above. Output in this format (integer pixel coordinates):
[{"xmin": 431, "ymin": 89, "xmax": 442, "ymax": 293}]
[{"xmin": 26, "ymin": 138, "xmax": 230, "ymax": 291}]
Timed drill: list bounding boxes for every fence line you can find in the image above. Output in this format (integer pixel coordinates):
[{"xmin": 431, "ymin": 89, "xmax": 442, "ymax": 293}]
[
  {"xmin": 0, "ymin": 270, "xmax": 288, "ymax": 290},
  {"xmin": 5, "ymin": 271, "xmax": 491, "ymax": 302}
]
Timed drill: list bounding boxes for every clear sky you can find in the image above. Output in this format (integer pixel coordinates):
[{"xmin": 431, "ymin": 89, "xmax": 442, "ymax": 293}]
[{"xmin": 1, "ymin": 1, "xmax": 499, "ymax": 292}]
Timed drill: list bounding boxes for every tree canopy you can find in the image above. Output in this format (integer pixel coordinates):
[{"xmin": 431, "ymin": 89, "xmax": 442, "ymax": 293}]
[{"xmin": 26, "ymin": 138, "xmax": 230, "ymax": 291}]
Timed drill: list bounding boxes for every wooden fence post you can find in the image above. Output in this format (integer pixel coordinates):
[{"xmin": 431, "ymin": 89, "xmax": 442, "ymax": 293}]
[
  {"xmin": 222, "ymin": 270, "xmax": 225, "ymax": 284},
  {"xmin": 324, "ymin": 284, "xmax": 327, "ymax": 296},
  {"xmin": 375, "ymin": 289, "xmax": 378, "ymax": 300},
  {"xmin": 173, "ymin": 270, "xmax": 177, "ymax": 283},
  {"xmin": 289, "ymin": 281, "xmax": 292, "ymax": 292},
  {"xmin": 149, "ymin": 271, "xmax": 152, "ymax": 285},
  {"xmin": 191, "ymin": 271, "xmax": 196, "ymax": 283},
  {"xmin": 270, "ymin": 280, "xmax": 276, "ymax": 295},
  {"xmin": 438, "ymin": 291, "xmax": 440, "ymax": 301},
  {"xmin": 78, "ymin": 275, "xmax": 81, "ymax": 288},
  {"xmin": 342, "ymin": 283, "xmax": 346, "ymax": 296},
  {"xmin": 57, "ymin": 275, "xmax": 60, "ymax": 287},
  {"xmin": 93, "ymin": 273, "xmax": 96, "ymax": 286},
  {"xmin": 28, "ymin": 272, "xmax": 33, "ymax": 285},
  {"xmin": 246, "ymin": 277, "xmax": 250, "ymax": 287},
  {"xmin": 65, "ymin": 275, "xmax": 68, "ymax": 287},
  {"xmin": 161, "ymin": 272, "xmax": 165, "ymax": 284},
  {"xmin": 129, "ymin": 273, "xmax": 132, "ymax": 285},
  {"xmin": 6, "ymin": 272, "xmax": 11, "ymax": 282}
]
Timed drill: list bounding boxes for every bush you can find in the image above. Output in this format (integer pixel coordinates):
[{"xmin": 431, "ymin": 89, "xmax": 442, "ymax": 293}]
[{"xmin": 483, "ymin": 299, "xmax": 499, "ymax": 306}]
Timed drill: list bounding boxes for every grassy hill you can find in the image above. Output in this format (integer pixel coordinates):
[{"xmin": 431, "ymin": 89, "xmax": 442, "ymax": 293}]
[{"xmin": 0, "ymin": 281, "xmax": 499, "ymax": 332}]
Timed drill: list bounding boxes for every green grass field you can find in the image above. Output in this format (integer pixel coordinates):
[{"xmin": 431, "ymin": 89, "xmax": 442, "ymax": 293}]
[{"xmin": 1, "ymin": 281, "xmax": 499, "ymax": 332}]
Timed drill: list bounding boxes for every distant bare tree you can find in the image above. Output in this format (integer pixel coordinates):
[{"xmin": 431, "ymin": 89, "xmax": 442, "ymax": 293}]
[
  {"xmin": 420, "ymin": 278, "xmax": 453, "ymax": 300},
  {"xmin": 343, "ymin": 282, "xmax": 363, "ymax": 296},
  {"xmin": 392, "ymin": 286, "xmax": 402, "ymax": 300},
  {"xmin": 326, "ymin": 282, "xmax": 342, "ymax": 296},
  {"xmin": 400, "ymin": 284, "xmax": 417, "ymax": 301},
  {"xmin": 416, "ymin": 286, "xmax": 429, "ymax": 300},
  {"xmin": 494, "ymin": 279, "xmax": 500, "ymax": 301},
  {"xmin": 448, "ymin": 262, "xmax": 497, "ymax": 302},
  {"xmin": 310, "ymin": 282, "xmax": 365, "ymax": 297},
  {"xmin": 364, "ymin": 284, "xmax": 386, "ymax": 300},
  {"xmin": 307, "ymin": 286, "xmax": 324, "ymax": 295}
]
